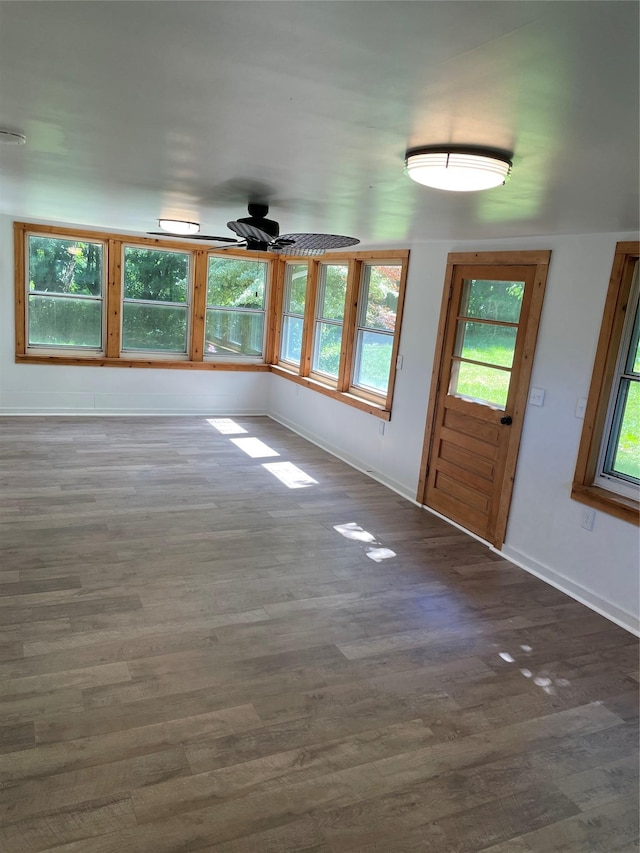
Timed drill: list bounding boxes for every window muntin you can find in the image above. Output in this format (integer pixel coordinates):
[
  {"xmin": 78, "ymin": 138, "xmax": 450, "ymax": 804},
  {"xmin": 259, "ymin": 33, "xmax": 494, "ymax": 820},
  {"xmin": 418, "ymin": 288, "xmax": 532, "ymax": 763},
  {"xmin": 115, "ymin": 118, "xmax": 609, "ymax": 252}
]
[
  {"xmin": 205, "ymin": 257, "xmax": 267, "ymax": 358},
  {"xmin": 449, "ymin": 279, "xmax": 524, "ymax": 409},
  {"xmin": 311, "ymin": 263, "xmax": 348, "ymax": 380},
  {"xmin": 595, "ymin": 262, "xmax": 639, "ymax": 497},
  {"xmin": 352, "ymin": 263, "xmax": 400, "ymax": 396},
  {"xmin": 122, "ymin": 246, "xmax": 190, "ymax": 353},
  {"xmin": 27, "ymin": 235, "xmax": 104, "ymax": 349},
  {"xmin": 280, "ymin": 263, "xmax": 308, "ymax": 366}
]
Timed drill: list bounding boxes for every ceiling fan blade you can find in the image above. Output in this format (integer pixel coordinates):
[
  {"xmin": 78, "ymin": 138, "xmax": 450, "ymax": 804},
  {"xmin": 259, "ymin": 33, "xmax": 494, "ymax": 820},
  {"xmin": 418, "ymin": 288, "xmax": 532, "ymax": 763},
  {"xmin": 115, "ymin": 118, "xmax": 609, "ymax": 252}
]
[
  {"xmin": 276, "ymin": 233, "xmax": 360, "ymax": 252},
  {"xmin": 147, "ymin": 232, "xmax": 241, "ymax": 243},
  {"xmin": 227, "ymin": 221, "xmax": 274, "ymax": 243},
  {"xmin": 213, "ymin": 242, "xmax": 249, "ymax": 251}
]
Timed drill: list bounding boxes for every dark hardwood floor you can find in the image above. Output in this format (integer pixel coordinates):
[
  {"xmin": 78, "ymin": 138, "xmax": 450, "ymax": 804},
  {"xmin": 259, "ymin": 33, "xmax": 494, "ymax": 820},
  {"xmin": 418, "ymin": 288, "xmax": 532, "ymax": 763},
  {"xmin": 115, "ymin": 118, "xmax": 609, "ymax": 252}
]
[{"xmin": 0, "ymin": 415, "xmax": 638, "ymax": 852}]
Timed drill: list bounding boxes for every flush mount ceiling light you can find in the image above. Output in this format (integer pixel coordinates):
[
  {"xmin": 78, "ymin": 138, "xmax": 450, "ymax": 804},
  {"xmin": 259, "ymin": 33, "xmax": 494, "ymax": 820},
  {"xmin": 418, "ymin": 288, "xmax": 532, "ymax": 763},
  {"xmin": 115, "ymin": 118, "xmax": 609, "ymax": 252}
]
[
  {"xmin": 158, "ymin": 219, "xmax": 200, "ymax": 235},
  {"xmin": 405, "ymin": 146, "xmax": 512, "ymax": 192},
  {"xmin": 0, "ymin": 129, "xmax": 26, "ymax": 145}
]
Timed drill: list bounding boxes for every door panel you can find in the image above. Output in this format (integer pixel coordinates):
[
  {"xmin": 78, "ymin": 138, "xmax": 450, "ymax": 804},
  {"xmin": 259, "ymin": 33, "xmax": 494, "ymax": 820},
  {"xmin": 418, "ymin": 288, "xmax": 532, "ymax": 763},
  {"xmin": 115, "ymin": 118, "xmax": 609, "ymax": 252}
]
[{"xmin": 418, "ymin": 253, "xmax": 550, "ymax": 548}]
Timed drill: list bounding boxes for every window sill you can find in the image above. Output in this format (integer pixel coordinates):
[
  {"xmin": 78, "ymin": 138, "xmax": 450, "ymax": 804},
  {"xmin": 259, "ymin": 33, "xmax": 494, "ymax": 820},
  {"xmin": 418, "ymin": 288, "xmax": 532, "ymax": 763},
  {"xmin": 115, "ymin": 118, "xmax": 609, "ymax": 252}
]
[
  {"xmin": 16, "ymin": 354, "xmax": 270, "ymax": 371},
  {"xmin": 270, "ymin": 364, "xmax": 391, "ymax": 420},
  {"xmin": 571, "ymin": 482, "xmax": 639, "ymax": 526}
]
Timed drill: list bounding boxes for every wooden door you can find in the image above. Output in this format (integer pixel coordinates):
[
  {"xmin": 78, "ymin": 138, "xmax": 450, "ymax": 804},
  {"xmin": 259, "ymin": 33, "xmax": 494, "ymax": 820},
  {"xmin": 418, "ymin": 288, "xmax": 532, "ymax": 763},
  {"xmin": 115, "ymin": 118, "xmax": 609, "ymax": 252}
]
[{"xmin": 418, "ymin": 252, "xmax": 550, "ymax": 548}]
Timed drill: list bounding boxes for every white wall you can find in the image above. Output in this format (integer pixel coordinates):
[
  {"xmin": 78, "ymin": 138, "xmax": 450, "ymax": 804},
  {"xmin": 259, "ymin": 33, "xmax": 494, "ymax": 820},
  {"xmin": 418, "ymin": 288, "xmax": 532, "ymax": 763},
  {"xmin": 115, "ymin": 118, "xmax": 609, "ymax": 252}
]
[
  {"xmin": 0, "ymin": 215, "xmax": 269, "ymax": 416},
  {"xmin": 269, "ymin": 232, "xmax": 640, "ymax": 635},
  {"xmin": 2, "ymin": 213, "xmax": 638, "ymax": 632}
]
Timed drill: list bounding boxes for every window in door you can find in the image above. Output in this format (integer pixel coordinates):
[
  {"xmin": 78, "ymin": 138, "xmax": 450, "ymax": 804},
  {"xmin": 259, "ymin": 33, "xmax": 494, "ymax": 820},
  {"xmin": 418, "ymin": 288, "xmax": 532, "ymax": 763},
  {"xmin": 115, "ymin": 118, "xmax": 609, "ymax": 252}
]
[{"xmin": 449, "ymin": 279, "xmax": 523, "ymax": 410}]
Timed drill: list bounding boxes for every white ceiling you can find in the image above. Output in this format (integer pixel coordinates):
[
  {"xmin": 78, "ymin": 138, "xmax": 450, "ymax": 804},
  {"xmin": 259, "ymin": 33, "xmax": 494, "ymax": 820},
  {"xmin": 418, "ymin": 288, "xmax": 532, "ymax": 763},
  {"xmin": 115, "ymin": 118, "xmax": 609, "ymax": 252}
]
[{"xmin": 0, "ymin": 1, "xmax": 638, "ymax": 245}]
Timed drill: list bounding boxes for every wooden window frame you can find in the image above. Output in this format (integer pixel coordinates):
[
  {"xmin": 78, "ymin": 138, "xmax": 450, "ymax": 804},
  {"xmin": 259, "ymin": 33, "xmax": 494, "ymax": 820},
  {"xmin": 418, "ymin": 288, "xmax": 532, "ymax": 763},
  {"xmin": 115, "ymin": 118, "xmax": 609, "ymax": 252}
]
[
  {"xmin": 269, "ymin": 250, "xmax": 409, "ymax": 420},
  {"xmin": 572, "ymin": 241, "xmax": 640, "ymax": 525},
  {"xmin": 14, "ymin": 222, "xmax": 408, "ymax": 418},
  {"xmin": 348, "ymin": 260, "xmax": 408, "ymax": 405},
  {"xmin": 120, "ymin": 242, "xmax": 192, "ymax": 361},
  {"xmin": 203, "ymin": 253, "xmax": 270, "ymax": 362},
  {"xmin": 18, "ymin": 227, "xmax": 108, "ymax": 356},
  {"xmin": 308, "ymin": 260, "xmax": 352, "ymax": 389},
  {"xmin": 276, "ymin": 260, "xmax": 309, "ymax": 369}
]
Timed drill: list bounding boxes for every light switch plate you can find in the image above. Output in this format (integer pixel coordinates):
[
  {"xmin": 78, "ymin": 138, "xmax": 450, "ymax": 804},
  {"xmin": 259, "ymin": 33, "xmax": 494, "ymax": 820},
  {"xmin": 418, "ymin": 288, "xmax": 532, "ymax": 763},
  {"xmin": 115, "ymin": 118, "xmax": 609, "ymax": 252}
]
[
  {"xmin": 575, "ymin": 397, "xmax": 587, "ymax": 418},
  {"xmin": 529, "ymin": 386, "xmax": 545, "ymax": 406}
]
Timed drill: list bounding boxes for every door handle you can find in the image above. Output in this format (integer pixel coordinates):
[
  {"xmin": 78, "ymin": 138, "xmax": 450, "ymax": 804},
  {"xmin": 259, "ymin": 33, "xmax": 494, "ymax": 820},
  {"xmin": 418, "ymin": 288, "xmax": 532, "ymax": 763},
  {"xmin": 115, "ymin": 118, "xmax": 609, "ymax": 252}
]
[{"xmin": 500, "ymin": 415, "xmax": 513, "ymax": 425}]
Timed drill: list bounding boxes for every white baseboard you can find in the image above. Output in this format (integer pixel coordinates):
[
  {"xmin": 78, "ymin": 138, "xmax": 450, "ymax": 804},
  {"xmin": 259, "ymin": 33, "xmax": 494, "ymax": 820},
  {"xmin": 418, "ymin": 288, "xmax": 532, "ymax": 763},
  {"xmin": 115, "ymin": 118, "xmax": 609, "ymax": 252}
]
[
  {"xmin": 0, "ymin": 408, "xmax": 269, "ymax": 417},
  {"xmin": 267, "ymin": 413, "xmax": 416, "ymax": 504},
  {"xmin": 499, "ymin": 544, "xmax": 640, "ymax": 637}
]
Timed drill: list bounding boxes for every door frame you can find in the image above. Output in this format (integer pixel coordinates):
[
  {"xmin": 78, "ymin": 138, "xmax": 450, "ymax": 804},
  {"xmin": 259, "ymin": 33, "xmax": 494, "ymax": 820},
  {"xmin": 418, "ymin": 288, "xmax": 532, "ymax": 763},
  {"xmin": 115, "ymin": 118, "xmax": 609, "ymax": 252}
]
[{"xmin": 417, "ymin": 250, "xmax": 551, "ymax": 549}]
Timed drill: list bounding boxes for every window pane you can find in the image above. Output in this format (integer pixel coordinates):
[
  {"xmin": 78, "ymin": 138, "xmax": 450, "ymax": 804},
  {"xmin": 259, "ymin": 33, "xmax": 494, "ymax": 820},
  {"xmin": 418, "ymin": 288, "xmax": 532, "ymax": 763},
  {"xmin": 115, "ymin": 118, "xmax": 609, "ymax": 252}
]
[
  {"xmin": 450, "ymin": 360, "xmax": 511, "ymax": 409},
  {"xmin": 460, "ymin": 279, "xmax": 523, "ymax": 323},
  {"xmin": 124, "ymin": 248, "xmax": 188, "ymax": 303},
  {"xmin": 454, "ymin": 321, "xmax": 517, "ymax": 368},
  {"xmin": 28, "ymin": 295, "xmax": 102, "ymax": 347},
  {"xmin": 29, "ymin": 236, "xmax": 102, "ymax": 296},
  {"xmin": 354, "ymin": 330, "xmax": 393, "ymax": 393},
  {"xmin": 610, "ymin": 380, "xmax": 640, "ymax": 480},
  {"xmin": 319, "ymin": 264, "xmax": 348, "ymax": 321},
  {"xmin": 207, "ymin": 258, "xmax": 266, "ymax": 308},
  {"xmin": 205, "ymin": 309, "xmax": 264, "ymax": 356},
  {"xmin": 281, "ymin": 316, "xmax": 303, "ymax": 364},
  {"xmin": 362, "ymin": 265, "xmax": 400, "ymax": 331},
  {"xmin": 286, "ymin": 265, "xmax": 308, "ymax": 314},
  {"xmin": 312, "ymin": 322, "xmax": 343, "ymax": 377},
  {"xmin": 122, "ymin": 304, "xmax": 188, "ymax": 352}
]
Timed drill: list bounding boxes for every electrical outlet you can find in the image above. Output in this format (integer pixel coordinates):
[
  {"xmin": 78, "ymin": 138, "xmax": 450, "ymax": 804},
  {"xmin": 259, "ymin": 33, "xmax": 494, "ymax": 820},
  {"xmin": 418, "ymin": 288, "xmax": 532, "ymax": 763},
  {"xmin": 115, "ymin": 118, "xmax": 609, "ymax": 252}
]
[
  {"xmin": 581, "ymin": 507, "xmax": 595, "ymax": 530},
  {"xmin": 529, "ymin": 387, "xmax": 545, "ymax": 406}
]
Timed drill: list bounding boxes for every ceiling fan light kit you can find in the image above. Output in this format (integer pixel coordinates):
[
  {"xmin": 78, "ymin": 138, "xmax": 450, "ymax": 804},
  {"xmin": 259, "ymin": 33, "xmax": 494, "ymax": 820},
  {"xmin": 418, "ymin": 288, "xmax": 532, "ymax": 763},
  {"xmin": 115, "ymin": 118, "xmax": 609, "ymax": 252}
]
[
  {"xmin": 405, "ymin": 146, "xmax": 512, "ymax": 192},
  {"xmin": 0, "ymin": 129, "xmax": 26, "ymax": 145},
  {"xmin": 158, "ymin": 219, "xmax": 200, "ymax": 235}
]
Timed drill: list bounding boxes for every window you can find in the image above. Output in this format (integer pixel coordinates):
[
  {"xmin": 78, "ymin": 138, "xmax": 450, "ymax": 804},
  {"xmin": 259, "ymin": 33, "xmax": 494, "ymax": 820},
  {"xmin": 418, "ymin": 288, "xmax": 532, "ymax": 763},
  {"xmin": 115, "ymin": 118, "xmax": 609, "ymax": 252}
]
[
  {"xmin": 311, "ymin": 263, "xmax": 348, "ymax": 381},
  {"xmin": 449, "ymin": 278, "xmax": 523, "ymax": 410},
  {"xmin": 205, "ymin": 257, "xmax": 267, "ymax": 358},
  {"xmin": 280, "ymin": 263, "xmax": 308, "ymax": 366},
  {"xmin": 26, "ymin": 234, "xmax": 104, "ymax": 350},
  {"xmin": 270, "ymin": 252, "xmax": 409, "ymax": 417},
  {"xmin": 352, "ymin": 263, "xmax": 401, "ymax": 397},
  {"xmin": 122, "ymin": 246, "xmax": 190, "ymax": 354},
  {"xmin": 573, "ymin": 242, "xmax": 639, "ymax": 524},
  {"xmin": 15, "ymin": 223, "xmax": 408, "ymax": 418}
]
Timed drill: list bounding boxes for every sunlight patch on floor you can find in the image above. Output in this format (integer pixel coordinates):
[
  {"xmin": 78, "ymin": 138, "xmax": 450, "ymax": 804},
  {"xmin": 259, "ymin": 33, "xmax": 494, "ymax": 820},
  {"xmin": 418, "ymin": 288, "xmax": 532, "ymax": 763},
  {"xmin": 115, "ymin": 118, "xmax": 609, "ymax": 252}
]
[
  {"xmin": 231, "ymin": 437, "xmax": 280, "ymax": 458},
  {"xmin": 499, "ymin": 648, "xmax": 570, "ymax": 696},
  {"xmin": 366, "ymin": 547, "xmax": 397, "ymax": 562},
  {"xmin": 207, "ymin": 418, "xmax": 248, "ymax": 434},
  {"xmin": 333, "ymin": 521, "xmax": 396, "ymax": 562},
  {"xmin": 333, "ymin": 523, "xmax": 377, "ymax": 543},
  {"xmin": 262, "ymin": 461, "xmax": 318, "ymax": 488}
]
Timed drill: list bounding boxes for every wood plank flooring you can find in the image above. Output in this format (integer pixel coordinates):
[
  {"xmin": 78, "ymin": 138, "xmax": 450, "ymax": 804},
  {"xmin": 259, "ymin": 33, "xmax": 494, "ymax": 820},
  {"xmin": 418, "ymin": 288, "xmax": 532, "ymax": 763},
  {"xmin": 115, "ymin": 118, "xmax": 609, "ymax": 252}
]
[{"xmin": 0, "ymin": 415, "xmax": 638, "ymax": 852}]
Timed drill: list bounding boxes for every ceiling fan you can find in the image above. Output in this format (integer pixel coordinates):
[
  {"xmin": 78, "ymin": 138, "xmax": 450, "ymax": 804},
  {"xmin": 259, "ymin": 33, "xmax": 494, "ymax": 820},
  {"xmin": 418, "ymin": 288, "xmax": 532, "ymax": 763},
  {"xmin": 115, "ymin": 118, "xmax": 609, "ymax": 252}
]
[{"xmin": 148, "ymin": 203, "xmax": 360, "ymax": 255}]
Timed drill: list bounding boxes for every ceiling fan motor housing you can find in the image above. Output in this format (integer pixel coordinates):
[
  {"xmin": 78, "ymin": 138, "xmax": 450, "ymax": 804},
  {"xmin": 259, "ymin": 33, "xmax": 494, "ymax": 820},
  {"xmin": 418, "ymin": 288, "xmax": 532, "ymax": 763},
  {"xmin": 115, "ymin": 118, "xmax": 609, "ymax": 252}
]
[{"xmin": 237, "ymin": 203, "xmax": 280, "ymax": 244}]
